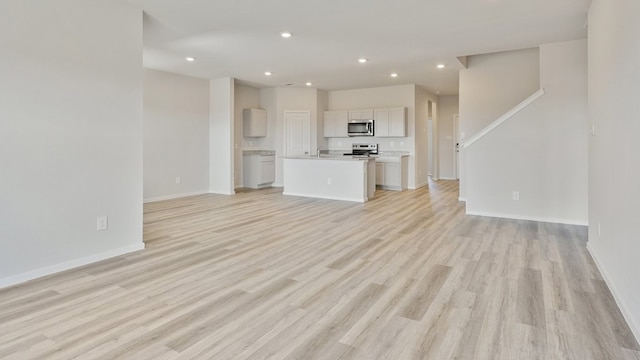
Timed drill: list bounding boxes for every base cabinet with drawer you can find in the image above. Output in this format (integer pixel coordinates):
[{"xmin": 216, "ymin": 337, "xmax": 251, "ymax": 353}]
[
  {"xmin": 375, "ymin": 156, "xmax": 408, "ymax": 191},
  {"xmin": 243, "ymin": 154, "xmax": 275, "ymax": 188}
]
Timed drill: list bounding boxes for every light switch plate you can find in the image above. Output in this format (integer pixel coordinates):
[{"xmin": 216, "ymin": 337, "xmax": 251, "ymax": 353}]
[{"xmin": 97, "ymin": 216, "xmax": 108, "ymax": 231}]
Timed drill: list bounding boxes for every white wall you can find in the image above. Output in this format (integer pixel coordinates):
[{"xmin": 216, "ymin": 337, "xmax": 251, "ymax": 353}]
[
  {"xmin": 143, "ymin": 69, "xmax": 209, "ymax": 201},
  {"xmin": 459, "ymin": 48, "xmax": 540, "ymax": 199},
  {"xmin": 258, "ymin": 87, "xmax": 279, "ymax": 155},
  {"xmin": 0, "ymin": 0, "xmax": 144, "ymax": 287},
  {"xmin": 209, "ymin": 77, "xmax": 235, "ymax": 194},
  {"xmin": 465, "ymin": 40, "xmax": 588, "ymax": 225},
  {"xmin": 316, "ymin": 90, "xmax": 329, "ymax": 150},
  {"xmin": 588, "ymin": 0, "xmax": 640, "ymax": 341},
  {"xmin": 234, "ymin": 84, "xmax": 261, "ymax": 188},
  {"xmin": 414, "ymin": 86, "xmax": 430, "ymax": 187},
  {"xmin": 438, "ymin": 96, "xmax": 459, "ymax": 180}
]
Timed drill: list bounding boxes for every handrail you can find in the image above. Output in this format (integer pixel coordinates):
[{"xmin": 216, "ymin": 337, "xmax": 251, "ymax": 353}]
[{"xmin": 462, "ymin": 88, "xmax": 545, "ymax": 148}]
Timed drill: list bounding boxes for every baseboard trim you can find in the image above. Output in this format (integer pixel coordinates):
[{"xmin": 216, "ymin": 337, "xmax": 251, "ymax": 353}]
[
  {"xmin": 282, "ymin": 191, "xmax": 365, "ymax": 203},
  {"xmin": 587, "ymin": 242, "xmax": 640, "ymax": 344},
  {"xmin": 458, "ymin": 197, "xmax": 467, "ymax": 202},
  {"xmin": 144, "ymin": 191, "xmax": 209, "ymax": 203},
  {"xmin": 209, "ymin": 190, "xmax": 235, "ymax": 195},
  {"xmin": 0, "ymin": 242, "xmax": 145, "ymax": 290},
  {"xmin": 413, "ymin": 182, "xmax": 429, "ymax": 189},
  {"xmin": 465, "ymin": 210, "xmax": 588, "ymax": 226}
]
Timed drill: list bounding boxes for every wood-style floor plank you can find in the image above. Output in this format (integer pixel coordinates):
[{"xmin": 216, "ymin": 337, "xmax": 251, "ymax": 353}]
[{"xmin": 0, "ymin": 180, "xmax": 638, "ymax": 359}]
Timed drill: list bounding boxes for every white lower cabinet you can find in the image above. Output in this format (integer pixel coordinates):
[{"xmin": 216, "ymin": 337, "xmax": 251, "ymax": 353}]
[
  {"xmin": 375, "ymin": 156, "xmax": 408, "ymax": 191},
  {"xmin": 243, "ymin": 154, "xmax": 275, "ymax": 188}
]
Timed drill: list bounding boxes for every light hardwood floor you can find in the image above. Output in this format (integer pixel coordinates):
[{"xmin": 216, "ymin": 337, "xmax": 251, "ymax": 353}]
[{"xmin": 1, "ymin": 181, "xmax": 639, "ymax": 359}]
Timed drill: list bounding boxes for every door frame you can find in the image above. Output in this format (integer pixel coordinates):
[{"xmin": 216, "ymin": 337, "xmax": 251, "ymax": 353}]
[
  {"xmin": 283, "ymin": 110, "xmax": 311, "ymax": 156},
  {"xmin": 453, "ymin": 114, "xmax": 459, "ymax": 179}
]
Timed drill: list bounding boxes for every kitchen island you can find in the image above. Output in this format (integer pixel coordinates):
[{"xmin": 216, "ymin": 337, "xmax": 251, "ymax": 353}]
[{"xmin": 283, "ymin": 156, "xmax": 376, "ymax": 202}]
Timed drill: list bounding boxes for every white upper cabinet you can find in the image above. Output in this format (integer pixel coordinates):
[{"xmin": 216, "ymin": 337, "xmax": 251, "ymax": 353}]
[
  {"xmin": 323, "ymin": 110, "xmax": 348, "ymax": 137},
  {"xmin": 348, "ymin": 109, "xmax": 374, "ymax": 120},
  {"xmin": 243, "ymin": 108, "xmax": 267, "ymax": 137},
  {"xmin": 374, "ymin": 108, "xmax": 390, "ymax": 136},
  {"xmin": 324, "ymin": 107, "xmax": 405, "ymax": 138},
  {"xmin": 374, "ymin": 107, "xmax": 406, "ymax": 137}
]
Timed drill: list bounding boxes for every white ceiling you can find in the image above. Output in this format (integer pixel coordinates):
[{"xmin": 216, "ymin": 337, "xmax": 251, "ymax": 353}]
[{"xmin": 119, "ymin": 0, "xmax": 591, "ymax": 95}]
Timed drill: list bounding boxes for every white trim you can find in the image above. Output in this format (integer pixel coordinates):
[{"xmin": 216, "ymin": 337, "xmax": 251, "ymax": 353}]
[
  {"xmin": 209, "ymin": 190, "xmax": 235, "ymax": 195},
  {"xmin": 465, "ymin": 210, "xmax": 588, "ymax": 226},
  {"xmin": 412, "ymin": 182, "xmax": 429, "ymax": 189},
  {"xmin": 283, "ymin": 110, "xmax": 312, "ymax": 157},
  {"xmin": 439, "ymin": 177, "xmax": 458, "ymax": 180},
  {"xmin": 458, "ymin": 197, "xmax": 467, "ymax": 202},
  {"xmin": 0, "ymin": 243, "xmax": 145, "ymax": 289},
  {"xmin": 462, "ymin": 89, "xmax": 545, "ymax": 148},
  {"xmin": 144, "ymin": 191, "xmax": 209, "ymax": 203},
  {"xmin": 453, "ymin": 114, "xmax": 459, "ymax": 180},
  {"xmin": 282, "ymin": 191, "xmax": 365, "ymax": 203},
  {"xmin": 587, "ymin": 242, "xmax": 640, "ymax": 344}
]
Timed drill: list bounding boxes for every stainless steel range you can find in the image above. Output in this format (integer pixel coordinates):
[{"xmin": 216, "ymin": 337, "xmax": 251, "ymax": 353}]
[{"xmin": 344, "ymin": 143, "xmax": 378, "ymax": 157}]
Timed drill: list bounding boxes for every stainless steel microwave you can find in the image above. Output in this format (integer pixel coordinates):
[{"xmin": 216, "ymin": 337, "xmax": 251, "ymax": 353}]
[{"xmin": 348, "ymin": 119, "xmax": 374, "ymax": 136}]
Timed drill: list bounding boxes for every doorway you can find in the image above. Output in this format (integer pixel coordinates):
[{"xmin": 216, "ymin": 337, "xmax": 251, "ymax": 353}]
[
  {"xmin": 427, "ymin": 118, "xmax": 433, "ymax": 176},
  {"xmin": 284, "ymin": 111, "xmax": 310, "ymax": 156},
  {"xmin": 453, "ymin": 114, "xmax": 459, "ymax": 179}
]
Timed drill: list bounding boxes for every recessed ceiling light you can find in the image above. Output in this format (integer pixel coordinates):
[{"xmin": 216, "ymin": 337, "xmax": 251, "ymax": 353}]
[
  {"xmin": 390, "ymin": 73, "xmax": 398, "ymax": 78},
  {"xmin": 280, "ymin": 32, "xmax": 292, "ymax": 38},
  {"xmin": 437, "ymin": 64, "xmax": 445, "ymax": 69},
  {"xmin": 358, "ymin": 58, "xmax": 367, "ymax": 64},
  {"xmin": 185, "ymin": 57, "xmax": 196, "ymax": 62},
  {"xmin": 306, "ymin": 82, "xmax": 312, "ymax": 86},
  {"xmin": 264, "ymin": 71, "xmax": 272, "ymax": 76}
]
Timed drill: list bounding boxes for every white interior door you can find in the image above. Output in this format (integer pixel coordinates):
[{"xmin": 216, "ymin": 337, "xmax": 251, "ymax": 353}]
[
  {"xmin": 454, "ymin": 114, "xmax": 460, "ymax": 179},
  {"xmin": 427, "ymin": 119, "xmax": 433, "ymax": 176},
  {"xmin": 285, "ymin": 111, "xmax": 310, "ymax": 156}
]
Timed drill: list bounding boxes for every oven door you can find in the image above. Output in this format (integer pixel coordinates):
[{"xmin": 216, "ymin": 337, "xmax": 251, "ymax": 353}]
[{"xmin": 348, "ymin": 120, "xmax": 374, "ymax": 136}]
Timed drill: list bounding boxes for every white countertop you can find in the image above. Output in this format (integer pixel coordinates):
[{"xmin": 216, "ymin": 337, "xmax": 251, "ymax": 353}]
[
  {"xmin": 375, "ymin": 152, "xmax": 410, "ymax": 157},
  {"xmin": 284, "ymin": 155, "xmax": 373, "ymax": 161},
  {"xmin": 325, "ymin": 150, "xmax": 409, "ymax": 158},
  {"xmin": 243, "ymin": 150, "xmax": 276, "ymax": 156}
]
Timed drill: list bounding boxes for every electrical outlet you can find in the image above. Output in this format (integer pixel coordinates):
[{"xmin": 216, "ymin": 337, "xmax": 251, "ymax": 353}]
[
  {"xmin": 327, "ymin": 178, "xmax": 332, "ymax": 185},
  {"xmin": 512, "ymin": 191, "xmax": 520, "ymax": 201},
  {"xmin": 175, "ymin": 176, "xmax": 181, "ymax": 184},
  {"xmin": 97, "ymin": 216, "xmax": 108, "ymax": 231},
  {"xmin": 390, "ymin": 141, "xmax": 395, "ymax": 148}
]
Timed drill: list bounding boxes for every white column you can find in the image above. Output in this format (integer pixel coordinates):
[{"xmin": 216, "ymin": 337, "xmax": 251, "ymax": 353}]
[{"xmin": 209, "ymin": 77, "xmax": 235, "ymax": 194}]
